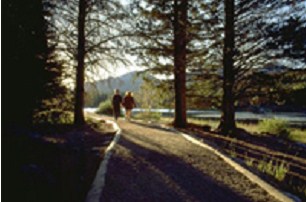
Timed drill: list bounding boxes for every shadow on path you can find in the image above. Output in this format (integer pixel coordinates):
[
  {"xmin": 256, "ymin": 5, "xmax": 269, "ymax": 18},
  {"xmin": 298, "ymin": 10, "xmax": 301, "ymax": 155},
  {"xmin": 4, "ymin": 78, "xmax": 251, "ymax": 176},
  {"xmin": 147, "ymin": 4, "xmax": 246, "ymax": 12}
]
[
  {"xmin": 101, "ymin": 132, "xmax": 251, "ymax": 202},
  {"xmin": 129, "ymin": 120, "xmax": 177, "ymax": 133}
]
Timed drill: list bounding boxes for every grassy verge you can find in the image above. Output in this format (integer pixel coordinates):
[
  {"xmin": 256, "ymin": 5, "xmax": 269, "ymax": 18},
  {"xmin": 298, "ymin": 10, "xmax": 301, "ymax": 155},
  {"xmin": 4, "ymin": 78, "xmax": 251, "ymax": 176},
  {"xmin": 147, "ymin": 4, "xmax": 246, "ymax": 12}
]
[
  {"xmin": 133, "ymin": 112, "xmax": 162, "ymax": 122},
  {"xmin": 290, "ymin": 129, "xmax": 306, "ymax": 144},
  {"xmin": 172, "ymin": 117, "xmax": 306, "ymax": 144},
  {"xmin": 159, "ymin": 117, "xmax": 306, "ymax": 200}
]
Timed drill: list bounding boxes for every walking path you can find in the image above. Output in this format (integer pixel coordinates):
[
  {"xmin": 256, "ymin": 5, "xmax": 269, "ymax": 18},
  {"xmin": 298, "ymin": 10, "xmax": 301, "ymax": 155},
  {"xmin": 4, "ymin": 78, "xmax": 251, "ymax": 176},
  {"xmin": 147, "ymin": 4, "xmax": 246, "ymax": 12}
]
[{"xmin": 88, "ymin": 115, "xmax": 287, "ymax": 202}]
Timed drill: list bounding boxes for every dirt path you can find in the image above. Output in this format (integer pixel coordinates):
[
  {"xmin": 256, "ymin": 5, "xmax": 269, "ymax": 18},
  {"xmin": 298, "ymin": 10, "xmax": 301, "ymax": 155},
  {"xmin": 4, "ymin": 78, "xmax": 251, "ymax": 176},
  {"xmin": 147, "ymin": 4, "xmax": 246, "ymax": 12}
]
[{"xmin": 97, "ymin": 117, "xmax": 281, "ymax": 202}]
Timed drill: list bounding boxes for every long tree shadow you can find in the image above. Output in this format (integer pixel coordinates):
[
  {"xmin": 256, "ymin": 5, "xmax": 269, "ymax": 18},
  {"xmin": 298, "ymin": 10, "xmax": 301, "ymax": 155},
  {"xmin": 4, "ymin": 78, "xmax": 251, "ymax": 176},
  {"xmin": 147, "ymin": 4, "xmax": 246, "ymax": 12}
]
[
  {"xmin": 102, "ymin": 134, "xmax": 251, "ymax": 202},
  {"xmin": 129, "ymin": 120, "xmax": 178, "ymax": 133}
]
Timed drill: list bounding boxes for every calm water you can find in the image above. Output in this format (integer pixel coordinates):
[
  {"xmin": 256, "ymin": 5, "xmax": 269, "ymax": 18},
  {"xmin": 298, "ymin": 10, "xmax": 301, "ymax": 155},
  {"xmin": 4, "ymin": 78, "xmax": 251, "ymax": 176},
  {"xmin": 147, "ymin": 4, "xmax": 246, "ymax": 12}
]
[{"xmin": 85, "ymin": 108, "xmax": 306, "ymax": 124}]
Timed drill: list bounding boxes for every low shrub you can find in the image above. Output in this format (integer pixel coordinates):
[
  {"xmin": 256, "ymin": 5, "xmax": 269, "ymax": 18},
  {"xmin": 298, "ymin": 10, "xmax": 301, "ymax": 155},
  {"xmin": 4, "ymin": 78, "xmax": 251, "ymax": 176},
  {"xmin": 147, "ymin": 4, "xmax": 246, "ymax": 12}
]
[
  {"xmin": 256, "ymin": 159, "xmax": 288, "ymax": 182},
  {"xmin": 258, "ymin": 119, "xmax": 290, "ymax": 139},
  {"xmin": 96, "ymin": 100, "xmax": 113, "ymax": 115},
  {"xmin": 33, "ymin": 110, "xmax": 73, "ymax": 124},
  {"xmin": 274, "ymin": 161, "xmax": 288, "ymax": 181},
  {"xmin": 289, "ymin": 129, "xmax": 306, "ymax": 144},
  {"xmin": 245, "ymin": 158, "xmax": 254, "ymax": 167}
]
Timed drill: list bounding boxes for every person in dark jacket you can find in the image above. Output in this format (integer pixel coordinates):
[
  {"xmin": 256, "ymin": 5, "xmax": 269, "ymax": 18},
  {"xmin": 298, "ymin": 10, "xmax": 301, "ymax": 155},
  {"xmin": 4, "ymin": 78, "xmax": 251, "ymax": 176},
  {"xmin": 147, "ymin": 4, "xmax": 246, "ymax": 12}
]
[
  {"xmin": 112, "ymin": 89, "xmax": 122, "ymax": 121},
  {"xmin": 122, "ymin": 91, "xmax": 136, "ymax": 121}
]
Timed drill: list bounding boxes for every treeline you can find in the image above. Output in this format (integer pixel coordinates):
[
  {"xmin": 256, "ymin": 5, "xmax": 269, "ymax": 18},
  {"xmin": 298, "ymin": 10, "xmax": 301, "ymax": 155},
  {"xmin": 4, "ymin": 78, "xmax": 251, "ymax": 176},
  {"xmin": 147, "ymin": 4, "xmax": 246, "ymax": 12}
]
[
  {"xmin": 3, "ymin": 0, "xmax": 306, "ymax": 135},
  {"xmin": 3, "ymin": 0, "xmax": 72, "ymax": 128},
  {"xmin": 137, "ymin": 67, "xmax": 306, "ymax": 112},
  {"xmin": 130, "ymin": 0, "xmax": 306, "ymax": 132},
  {"xmin": 85, "ymin": 92, "xmax": 109, "ymax": 107}
]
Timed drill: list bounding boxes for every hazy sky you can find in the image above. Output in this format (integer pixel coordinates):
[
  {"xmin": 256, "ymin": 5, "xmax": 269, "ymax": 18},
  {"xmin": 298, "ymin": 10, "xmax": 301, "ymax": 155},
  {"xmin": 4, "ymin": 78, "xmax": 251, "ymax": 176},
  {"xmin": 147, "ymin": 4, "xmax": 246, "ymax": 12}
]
[
  {"xmin": 89, "ymin": 0, "xmax": 306, "ymax": 81},
  {"xmin": 93, "ymin": 54, "xmax": 145, "ymax": 80}
]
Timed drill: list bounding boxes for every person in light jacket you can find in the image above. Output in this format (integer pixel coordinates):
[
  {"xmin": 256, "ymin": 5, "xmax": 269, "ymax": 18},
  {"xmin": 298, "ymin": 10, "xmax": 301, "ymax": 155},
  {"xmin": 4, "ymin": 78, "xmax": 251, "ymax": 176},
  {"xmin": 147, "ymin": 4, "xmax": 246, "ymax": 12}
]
[{"xmin": 122, "ymin": 91, "xmax": 136, "ymax": 121}]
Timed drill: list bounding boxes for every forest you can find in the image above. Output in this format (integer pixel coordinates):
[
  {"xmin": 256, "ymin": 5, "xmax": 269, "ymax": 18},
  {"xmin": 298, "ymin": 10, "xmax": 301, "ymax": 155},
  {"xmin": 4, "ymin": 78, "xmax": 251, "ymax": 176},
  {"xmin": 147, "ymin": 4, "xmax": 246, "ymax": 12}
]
[
  {"xmin": 3, "ymin": 0, "xmax": 306, "ymax": 130},
  {"xmin": 3, "ymin": 0, "xmax": 306, "ymax": 202}
]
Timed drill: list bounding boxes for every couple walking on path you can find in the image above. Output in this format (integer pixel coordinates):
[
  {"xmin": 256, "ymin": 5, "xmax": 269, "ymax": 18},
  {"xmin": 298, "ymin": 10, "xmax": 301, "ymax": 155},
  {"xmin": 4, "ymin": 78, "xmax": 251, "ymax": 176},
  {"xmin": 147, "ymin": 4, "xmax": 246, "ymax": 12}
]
[{"xmin": 112, "ymin": 89, "xmax": 136, "ymax": 121}]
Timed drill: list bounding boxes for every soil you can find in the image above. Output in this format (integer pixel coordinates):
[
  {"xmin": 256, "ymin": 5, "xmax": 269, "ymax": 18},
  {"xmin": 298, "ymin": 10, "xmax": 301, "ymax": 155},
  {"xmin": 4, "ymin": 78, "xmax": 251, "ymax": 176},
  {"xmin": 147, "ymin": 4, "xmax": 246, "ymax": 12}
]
[{"xmin": 3, "ymin": 122, "xmax": 116, "ymax": 202}]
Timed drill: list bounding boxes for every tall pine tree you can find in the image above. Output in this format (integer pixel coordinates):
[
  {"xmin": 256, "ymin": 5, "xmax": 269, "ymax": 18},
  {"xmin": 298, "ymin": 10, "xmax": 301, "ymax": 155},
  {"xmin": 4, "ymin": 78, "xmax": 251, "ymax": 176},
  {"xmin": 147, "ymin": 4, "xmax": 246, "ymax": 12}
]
[
  {"xmin": 218, "ymin": 0, "xmax": 236, "ymax": 134},
  {"xmin": 3, "ymin": 0, "xmax": 48, "ymax": 127}
]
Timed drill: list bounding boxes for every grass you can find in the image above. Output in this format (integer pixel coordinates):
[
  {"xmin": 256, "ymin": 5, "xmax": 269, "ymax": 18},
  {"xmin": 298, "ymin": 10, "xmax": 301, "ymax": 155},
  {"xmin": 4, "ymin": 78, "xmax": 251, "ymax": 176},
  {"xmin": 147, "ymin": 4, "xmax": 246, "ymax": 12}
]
[
  {"xmin": 160, "ymin": 117, "xmax": 220, "ymax": 129},
  {"xmin": 33, "ymin": 110, "xmax": 74, "ymax": 125},
  {"xmin": 133, "ymin": 112, "xmax": 162, "ymax": 121},
  {"xmin": 258, "ymin": 119, "xmax": 290, "ymax": 138},
  {"xmin": 256, "ymin": 159, "xmax": 288, "ymax": 181},
  {"xmin": 165, "ymin": 117, "xmax": 306, "ymax": 144},
  {"xmin": 159, "ymin": 116, "xmax": 305, "ymax": 199},
  {"xmin": 161, "ymin": 117, "xmax": 257, "ymax": 132},
  {"xmin": 289, "ymin": 129, "xmax": 306, "ymax": 144},
  {"xmin": 245, "ymin": 158, "xmax": 255, "ymax": 167},
  {"xmin": 96, "ymin": 100, "xmax": 113, "ymax": 115},
  {"xmin": 274, "ymin": 161, "xmax": 289, "ymax": 181}
]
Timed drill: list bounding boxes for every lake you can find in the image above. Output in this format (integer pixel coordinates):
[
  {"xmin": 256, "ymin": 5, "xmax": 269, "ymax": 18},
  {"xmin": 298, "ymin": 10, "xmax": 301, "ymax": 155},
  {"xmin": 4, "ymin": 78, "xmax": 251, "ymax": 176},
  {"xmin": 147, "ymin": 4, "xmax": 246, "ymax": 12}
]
[{"xmin": 85, "ymin": 108, "xmax": 306, "ymax": 125}]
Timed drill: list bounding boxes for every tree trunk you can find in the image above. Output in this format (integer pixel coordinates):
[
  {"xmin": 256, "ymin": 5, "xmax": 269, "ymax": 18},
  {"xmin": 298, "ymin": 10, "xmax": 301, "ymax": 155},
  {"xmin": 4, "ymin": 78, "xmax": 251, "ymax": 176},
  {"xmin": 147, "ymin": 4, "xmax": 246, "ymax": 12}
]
[
  {"xmin": 218, "ymin": 0, "xmax": 236, "ymax": 134},
  {"xmin": 74, "ymin": 0, "xmax": 86, "ymax": 126},
  {"xmin": 173, "ymin": 0, "xmax": 188, "ymax": 128}
]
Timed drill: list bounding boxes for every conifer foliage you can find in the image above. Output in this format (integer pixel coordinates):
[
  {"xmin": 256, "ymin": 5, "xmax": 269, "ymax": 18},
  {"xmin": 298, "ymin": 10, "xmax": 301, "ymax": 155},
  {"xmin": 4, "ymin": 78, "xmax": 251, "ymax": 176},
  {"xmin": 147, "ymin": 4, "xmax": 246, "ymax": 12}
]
[
  {"xmin": 50, "ymin": 0, "xmax": 131, "ymax": 126},
  {"xmin": 131, "ymin": 0, "xmax": 217, "ymax": 127},
  {"xmin": 3, "ymin": 0, "xmax": 57, "ymax": 126}
]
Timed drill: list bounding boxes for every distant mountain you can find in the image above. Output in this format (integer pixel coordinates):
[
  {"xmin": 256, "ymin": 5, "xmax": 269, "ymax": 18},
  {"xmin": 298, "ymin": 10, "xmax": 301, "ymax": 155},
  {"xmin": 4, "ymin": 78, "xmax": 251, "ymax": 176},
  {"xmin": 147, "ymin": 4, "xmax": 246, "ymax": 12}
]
[
  {"xmin": 85, "ymin": 71, "xmax": 147, "ymax": 106},
  {"xmin": 85, "ymin": 71, "xmax": 145, "ymax": 95}
]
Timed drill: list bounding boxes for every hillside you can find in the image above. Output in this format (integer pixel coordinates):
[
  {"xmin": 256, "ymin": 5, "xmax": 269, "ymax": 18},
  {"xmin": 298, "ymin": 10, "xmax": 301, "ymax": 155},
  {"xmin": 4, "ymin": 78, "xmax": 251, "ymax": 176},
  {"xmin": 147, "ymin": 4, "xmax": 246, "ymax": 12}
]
[{"xmin": 85, "ymin": 71, "xmax": 145, "ymax": 106}]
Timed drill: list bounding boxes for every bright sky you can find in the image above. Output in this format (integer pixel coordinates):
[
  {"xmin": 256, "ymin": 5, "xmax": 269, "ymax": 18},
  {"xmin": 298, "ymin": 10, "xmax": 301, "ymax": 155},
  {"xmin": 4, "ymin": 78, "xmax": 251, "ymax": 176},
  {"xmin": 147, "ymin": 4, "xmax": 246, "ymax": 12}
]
[
  {"xmin": 65, "ymin": 0, "xmax": 306, "ymax": 84},
  {"xmin": 93, "ymin": 54, "xmax": 145, "ymax": 80}
]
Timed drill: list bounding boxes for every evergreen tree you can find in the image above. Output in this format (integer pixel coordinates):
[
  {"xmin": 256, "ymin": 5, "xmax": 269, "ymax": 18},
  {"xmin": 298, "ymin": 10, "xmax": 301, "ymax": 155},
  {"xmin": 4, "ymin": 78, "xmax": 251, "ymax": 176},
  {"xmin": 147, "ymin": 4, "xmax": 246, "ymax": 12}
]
[
  {"xmin": 186, "ymin": 0, "xmax": 305, "ymax": 132},
  {"xmin": 3, "ymin": 0, "xmax": 48, "ymax": 127},
  {"xmin": 74, "ymin": 0, "xmax": 87, "ymax": 125},
  {"xmin": 266, "ymin": 15, "xmax": 306, "ymax": 64},
  {"xmin": 233, "ymin": 0, "xmax": 306, "ymax": 109},
  {"xmin": 131, "ymin": 0, "xmax": 218, "ymax": 127},
  {"xmin": 34, "ymin": 0, "xmax": 73, "ymax": 124},
  {"xmin": 218, "ymin": 0, "xmax": 236, "ymax": 134},
  {"xmin": 51, "ymin": 0, "xmax": 131, "ymax": 126},
  {"xmin": 173, "ymin": 0, "xmax": 188, "ymax": 127}
]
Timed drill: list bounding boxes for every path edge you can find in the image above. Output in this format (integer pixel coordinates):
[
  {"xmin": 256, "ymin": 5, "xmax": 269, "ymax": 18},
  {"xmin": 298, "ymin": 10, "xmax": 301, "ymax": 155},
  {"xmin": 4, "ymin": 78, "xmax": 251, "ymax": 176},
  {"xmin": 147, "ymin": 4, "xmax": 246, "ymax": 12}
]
[
  {"xmin": 163, "ymin": 125, "xmax": 299, "ymax": 202},
  {"xmin": 85, "ymin": 119, "xmax": 121, "ymax": 202}
]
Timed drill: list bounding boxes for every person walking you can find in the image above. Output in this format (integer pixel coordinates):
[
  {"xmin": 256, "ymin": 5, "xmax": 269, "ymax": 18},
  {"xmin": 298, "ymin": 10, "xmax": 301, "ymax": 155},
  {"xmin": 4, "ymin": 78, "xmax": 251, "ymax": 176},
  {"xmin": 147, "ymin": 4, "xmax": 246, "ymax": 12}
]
[
  {"xmin": 112, "ymin": 89, "xmax": 122, "ymax": 121},
  {"xmin": 122, "ymin": 91, "xmax": 136, "ymax": 121}
]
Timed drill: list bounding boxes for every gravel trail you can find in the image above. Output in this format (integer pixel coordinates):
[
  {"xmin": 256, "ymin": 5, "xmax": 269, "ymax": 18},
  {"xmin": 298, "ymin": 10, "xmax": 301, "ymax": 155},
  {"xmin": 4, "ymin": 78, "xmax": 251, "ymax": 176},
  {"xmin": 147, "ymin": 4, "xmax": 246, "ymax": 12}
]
[{"xmin": 99, "ymin": 119, "xmax": 280, "ymax": 202}]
